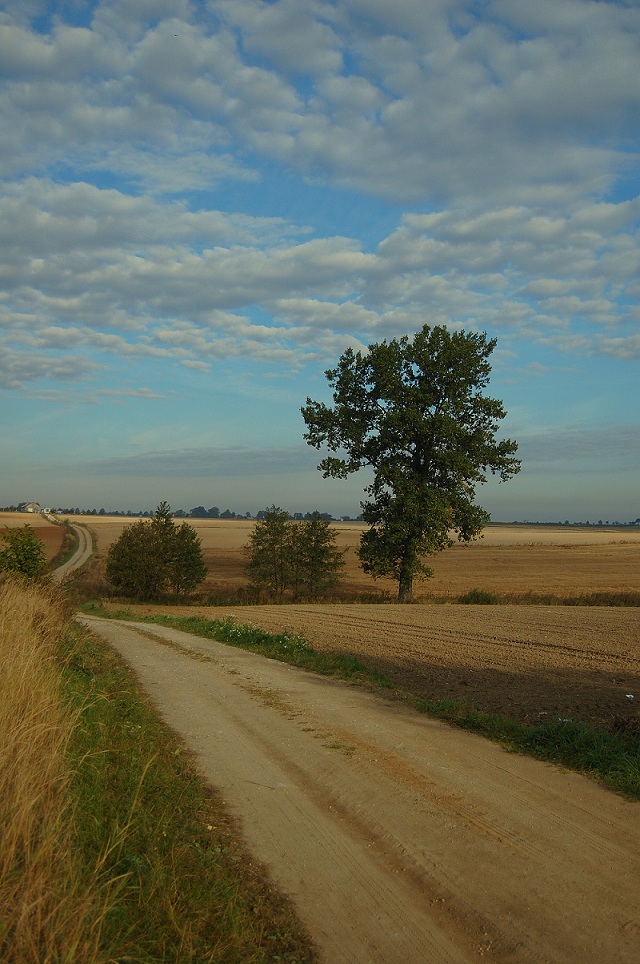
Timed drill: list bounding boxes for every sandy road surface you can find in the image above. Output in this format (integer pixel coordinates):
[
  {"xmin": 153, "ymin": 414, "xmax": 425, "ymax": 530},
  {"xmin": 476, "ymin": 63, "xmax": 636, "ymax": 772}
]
[
  {"xmin": 53, "ymin": 523, "xmax": 92, "ymax": 581},
  {"xmin": 80, "ymin": 614, "xmax": 640, "ymax": 964}
]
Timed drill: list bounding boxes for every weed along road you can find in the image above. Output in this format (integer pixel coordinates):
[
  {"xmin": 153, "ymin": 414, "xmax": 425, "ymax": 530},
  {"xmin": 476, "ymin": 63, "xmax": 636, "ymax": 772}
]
[{"xmin": 79, "ymin": 614, "xmax": 640, "ymax": 964}]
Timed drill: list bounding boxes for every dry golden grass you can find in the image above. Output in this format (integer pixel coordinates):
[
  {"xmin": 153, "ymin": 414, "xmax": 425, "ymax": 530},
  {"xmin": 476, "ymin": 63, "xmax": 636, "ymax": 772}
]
[{"xmin": 0, "ymin": 578, "xmax": 108, "ymax": 961}]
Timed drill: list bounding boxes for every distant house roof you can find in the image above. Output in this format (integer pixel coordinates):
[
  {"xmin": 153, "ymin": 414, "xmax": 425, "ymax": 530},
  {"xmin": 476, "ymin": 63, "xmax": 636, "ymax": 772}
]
[{"xmin": 18, "ymin": 501, "xmax": 41, "ymax": 512}]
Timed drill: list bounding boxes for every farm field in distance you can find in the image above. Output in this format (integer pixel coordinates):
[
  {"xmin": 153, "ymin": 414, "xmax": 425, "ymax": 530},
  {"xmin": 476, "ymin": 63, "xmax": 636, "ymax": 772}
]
[
  {"xmin": 4, "ymin": 512, "xmax": 638, "ymax": 731},
  {"xmin": 31, "ymin": 512, "xmax": 640, "ymax": 599}
]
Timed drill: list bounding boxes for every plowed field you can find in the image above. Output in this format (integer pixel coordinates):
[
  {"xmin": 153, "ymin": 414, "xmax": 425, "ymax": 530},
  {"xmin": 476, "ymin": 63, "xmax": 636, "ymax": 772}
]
[
  {"xmin": 0, "ymin": 512, "xmax": 64, "ymax": 561},
  {"xmin": 115, "ymin": 602, "xmax": 640, "ymax": 731}
]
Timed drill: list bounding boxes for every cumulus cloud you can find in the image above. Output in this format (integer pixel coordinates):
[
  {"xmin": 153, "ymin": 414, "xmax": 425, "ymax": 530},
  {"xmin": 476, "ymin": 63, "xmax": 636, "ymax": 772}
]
[{"xmin": 0, "ymin": 1, "xmax": 637, "ymax": 405}]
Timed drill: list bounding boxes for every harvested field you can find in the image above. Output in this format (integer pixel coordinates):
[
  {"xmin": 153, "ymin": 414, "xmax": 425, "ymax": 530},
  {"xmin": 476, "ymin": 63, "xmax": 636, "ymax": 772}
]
[
  {"xmin": 58, "ymin": 515, "xmax": 640, "ymax": 599},
  {"xmin": 116, "ymin": 601, "xmax": 640, "ymax": 731},
  {"xmin": 0, "ymin": 512, "xmax": 65, "ymax": 562}
]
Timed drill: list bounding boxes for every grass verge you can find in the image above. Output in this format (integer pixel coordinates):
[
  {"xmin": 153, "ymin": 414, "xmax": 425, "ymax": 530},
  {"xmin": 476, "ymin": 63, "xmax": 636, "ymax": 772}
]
[
  {"xmin": 1, "ymin": 580, "xmax": 315, "ymax": 961},
  {"xmin": 62, "ymin": 623, "xmax": 316, "ymax": 962},
  {"xmin": 82, "ymin": 604, "xmax": 640, "ymax": 801}
]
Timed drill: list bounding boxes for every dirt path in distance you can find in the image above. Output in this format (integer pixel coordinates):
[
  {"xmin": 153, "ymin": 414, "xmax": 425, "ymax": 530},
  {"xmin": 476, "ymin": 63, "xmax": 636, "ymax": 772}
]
[{"xmin": 80, "ymin": 614, "xmax": 640, "ymax": 964}]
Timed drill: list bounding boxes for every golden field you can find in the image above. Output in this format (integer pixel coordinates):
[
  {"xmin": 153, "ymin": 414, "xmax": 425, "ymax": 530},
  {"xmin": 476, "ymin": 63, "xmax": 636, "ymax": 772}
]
[
  {"xmin": 31, "ymin": 512, "xmax": 640, "ymax": 600},
  {"xmin": 2, "ymin": 512, "xmax": 639, "ymax": 598}
]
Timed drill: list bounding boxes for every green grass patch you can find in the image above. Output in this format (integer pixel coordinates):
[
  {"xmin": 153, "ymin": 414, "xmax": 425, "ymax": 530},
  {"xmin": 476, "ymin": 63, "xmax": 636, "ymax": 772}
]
[
  {"xmin": 61, "ymin": 622, "xmax": 316, "ymax": 962},
  {"xmin": 415, "ymin": 698, "xmax": 640, "ymax": 799},
  {"xmin": 458, "ymin": 588, "xmax": 499, "ymax": 604}
]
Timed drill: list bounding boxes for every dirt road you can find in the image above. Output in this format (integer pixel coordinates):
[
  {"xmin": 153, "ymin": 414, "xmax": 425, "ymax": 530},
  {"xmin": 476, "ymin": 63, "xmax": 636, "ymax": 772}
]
[
  {"xmin": 80, "ymin": 614, "xmax": 640, "ymax": 963},
  {"xmin": 53, "ymin": 523, "xmax": 92, "ymax": 581}
]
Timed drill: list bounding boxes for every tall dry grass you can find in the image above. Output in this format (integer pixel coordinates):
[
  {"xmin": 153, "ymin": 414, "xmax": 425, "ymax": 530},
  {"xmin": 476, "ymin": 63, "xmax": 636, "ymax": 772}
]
[{"xmin": 0, "ymin": 577, "xmax": 108, "ymax": 962}]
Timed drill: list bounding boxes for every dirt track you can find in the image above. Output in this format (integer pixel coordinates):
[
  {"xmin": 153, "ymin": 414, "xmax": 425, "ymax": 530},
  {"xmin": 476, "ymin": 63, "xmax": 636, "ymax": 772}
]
[{"xmin": 80, "ymin": 613, "xmax": 640, "ymax": 963}]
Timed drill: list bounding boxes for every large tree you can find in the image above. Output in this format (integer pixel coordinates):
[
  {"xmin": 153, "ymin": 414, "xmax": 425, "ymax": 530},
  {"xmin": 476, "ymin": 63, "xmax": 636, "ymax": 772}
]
[{"xmin": 301, "ymin": 325, "xmax": 521, "ymax": 601}]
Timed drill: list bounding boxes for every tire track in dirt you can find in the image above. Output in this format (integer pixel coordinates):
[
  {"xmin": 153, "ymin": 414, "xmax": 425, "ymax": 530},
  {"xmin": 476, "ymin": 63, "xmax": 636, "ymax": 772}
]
[{"xmin": 81, "ymin": 613, "xmax": 640, "ymax": 964}]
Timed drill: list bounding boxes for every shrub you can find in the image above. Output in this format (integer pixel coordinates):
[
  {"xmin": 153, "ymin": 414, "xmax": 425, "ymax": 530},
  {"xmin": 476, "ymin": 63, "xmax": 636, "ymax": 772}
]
[
  {"xmin": 459, "ymin": 588, "xmax": 498, "ymax": 604},
  {"xmin": 0, "ymin": 524, "xmax": 49, "ymax": 581}
]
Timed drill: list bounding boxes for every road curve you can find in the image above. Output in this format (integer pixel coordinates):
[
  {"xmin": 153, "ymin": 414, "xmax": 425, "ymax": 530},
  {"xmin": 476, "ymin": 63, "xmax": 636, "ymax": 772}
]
[
  {"xmin": 78, "ymin": 614, "xmax": 640, "ymax": 964},
  {"xmin": 53, "ymin": 522, "xmax": 92, "ymax": 581}
]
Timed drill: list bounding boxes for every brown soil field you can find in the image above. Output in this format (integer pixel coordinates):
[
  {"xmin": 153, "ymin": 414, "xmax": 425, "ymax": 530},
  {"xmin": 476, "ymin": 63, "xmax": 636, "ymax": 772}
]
[
  {"xmin": 0, "ymin": 512, "xmax": 65, "ymax": 562},
  {"xmin": 115, "ymin": 601, "xmax": 640, "ymax": 731},
  {"xmin": 71, "ymin": 514, "xmax": 640, "ymax": 599}
]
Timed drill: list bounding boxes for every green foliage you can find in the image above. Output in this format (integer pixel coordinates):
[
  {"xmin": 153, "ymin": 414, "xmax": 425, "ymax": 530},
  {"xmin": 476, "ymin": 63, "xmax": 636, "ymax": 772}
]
[
  {"xmin": 0, "ymin": 524, "xmax": 49, "ymax": 580},
  {"xmin": 459, "ymin": 588, "xmax": 499, "ymax": 604},
  {"xmin": 245, "ymin": 507, "xmax": 344, "ymax": 601},
  {"xmin": 302, "ymin": 325, "xmax": 521, "ymax": 601},
  {"xmin": 245, "ymin": 506, "xmax": 291, "ymax": 600},
  {"xmin": 105, "ymin": 503, "xmax": 206, "ymax": 599}
]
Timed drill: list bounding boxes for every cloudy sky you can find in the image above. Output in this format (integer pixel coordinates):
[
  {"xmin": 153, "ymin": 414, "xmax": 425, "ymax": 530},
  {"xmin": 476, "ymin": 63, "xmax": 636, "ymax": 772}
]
[{"xmin": 1, "ymin": 0, "xmax": 638, "ymax": 521}]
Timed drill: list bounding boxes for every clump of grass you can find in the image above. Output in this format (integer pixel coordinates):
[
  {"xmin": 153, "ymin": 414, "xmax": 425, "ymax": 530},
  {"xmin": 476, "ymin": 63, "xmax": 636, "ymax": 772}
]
[{"xmin": 0, "ymin": 577, "xmax": 109, "ymax": 960}]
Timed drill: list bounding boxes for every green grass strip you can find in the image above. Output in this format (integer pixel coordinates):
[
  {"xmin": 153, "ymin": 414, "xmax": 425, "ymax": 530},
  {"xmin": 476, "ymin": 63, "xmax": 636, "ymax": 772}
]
[
  {"xmin": 61, "ymin": 621, "xmax": 316, "ymax": 962},
  {"xmin": 81, "ymin": 605, "xmax": 640, "ymax": 801}
]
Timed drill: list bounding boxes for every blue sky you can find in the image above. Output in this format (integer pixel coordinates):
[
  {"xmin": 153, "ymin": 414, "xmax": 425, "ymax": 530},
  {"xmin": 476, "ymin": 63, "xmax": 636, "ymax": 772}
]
[{"xmin": 1, "ymin": 0, "xmax": 638, "ymax": 521}]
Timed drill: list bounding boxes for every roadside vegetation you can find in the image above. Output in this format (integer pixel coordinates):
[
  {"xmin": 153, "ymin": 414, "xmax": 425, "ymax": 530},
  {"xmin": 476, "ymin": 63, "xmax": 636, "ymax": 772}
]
[
  {"xmin": 0, "ymin": 523, "xmax": 49, "ymax": 580},
  {"xmin": 0, "ymin": 577, "xmax": 315, "ymax": 961},
  {"xmin": 82, "ymin": 604, "xmax": 640, "ymax": 801},
  {"xmin": 458, "ymin": 588, "xmax": 640, "ymax": 607}
]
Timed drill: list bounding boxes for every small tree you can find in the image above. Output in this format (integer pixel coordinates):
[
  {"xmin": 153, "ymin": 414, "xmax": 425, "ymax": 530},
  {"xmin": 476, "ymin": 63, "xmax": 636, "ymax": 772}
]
[
  {"xmin": 105, "ymin": 518, "xmax": 164, "ymax": 598},
  {"xmin": 169, "ymin": 523, "xmax": 208, "ymax": 596},
  {"xmin": 290, "ymin": 513, "xmax": 344, "ymax": 600},
  {"xmin": 0, "ymin": 525, "xmax": 49, "ymax": 581},
  {"xmin": 245, "ymin": 506, "xmax": 291, "ymax": 600},
  {"xmin": 245, "ymin": 507, "xmax": 344, "ymax": 601},
  {"xmin": 106, "ymin": 504, "xmax": 206, "ymax": 599},
  {"xmin": 302, "ymin": 325, "xmax": 521, "ymax": 601}
]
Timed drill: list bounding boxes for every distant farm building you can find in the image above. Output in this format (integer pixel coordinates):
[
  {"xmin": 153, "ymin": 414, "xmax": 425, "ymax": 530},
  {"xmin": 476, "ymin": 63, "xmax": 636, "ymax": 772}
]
[{"xmin": 18, "ymin": 501, "xmax": 41, "ymax": 513}]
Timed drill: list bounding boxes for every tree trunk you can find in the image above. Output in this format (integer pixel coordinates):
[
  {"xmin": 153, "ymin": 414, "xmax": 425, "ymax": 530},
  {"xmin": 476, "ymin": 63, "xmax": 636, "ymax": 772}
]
[{"xmin": 398, "ymin": 547, "xmax": 415, "ymax": 603}]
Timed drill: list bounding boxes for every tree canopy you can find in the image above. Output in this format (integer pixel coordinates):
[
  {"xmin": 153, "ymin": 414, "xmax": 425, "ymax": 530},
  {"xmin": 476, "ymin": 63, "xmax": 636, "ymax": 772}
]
[
  {"xmin": 106, "ymin": 502, "xmax": 207, "ymax": 599},
  {"xmin": 245, "ymin": 507, "xmax": 344, "ymax": 601},
  {"xmin": 302, "ymin": 325, "xmax": 521, "ymax": 601}
]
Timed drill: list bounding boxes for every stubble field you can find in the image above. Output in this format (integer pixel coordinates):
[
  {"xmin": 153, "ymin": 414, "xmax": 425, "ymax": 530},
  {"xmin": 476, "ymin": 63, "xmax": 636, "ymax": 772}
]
[
  {"xmin": 49, "ymin": 513, "xmax": 640, "ymax": 599},
  {"xmin": 4, "ymin": 513, "xmax": 638, "ymax": 729}
]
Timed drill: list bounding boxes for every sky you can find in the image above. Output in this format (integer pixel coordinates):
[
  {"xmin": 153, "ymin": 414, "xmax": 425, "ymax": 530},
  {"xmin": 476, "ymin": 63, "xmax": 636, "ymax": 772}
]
[{"xmin": 1, "ymin": 0, "xmax": 638, "ymax": 523}]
